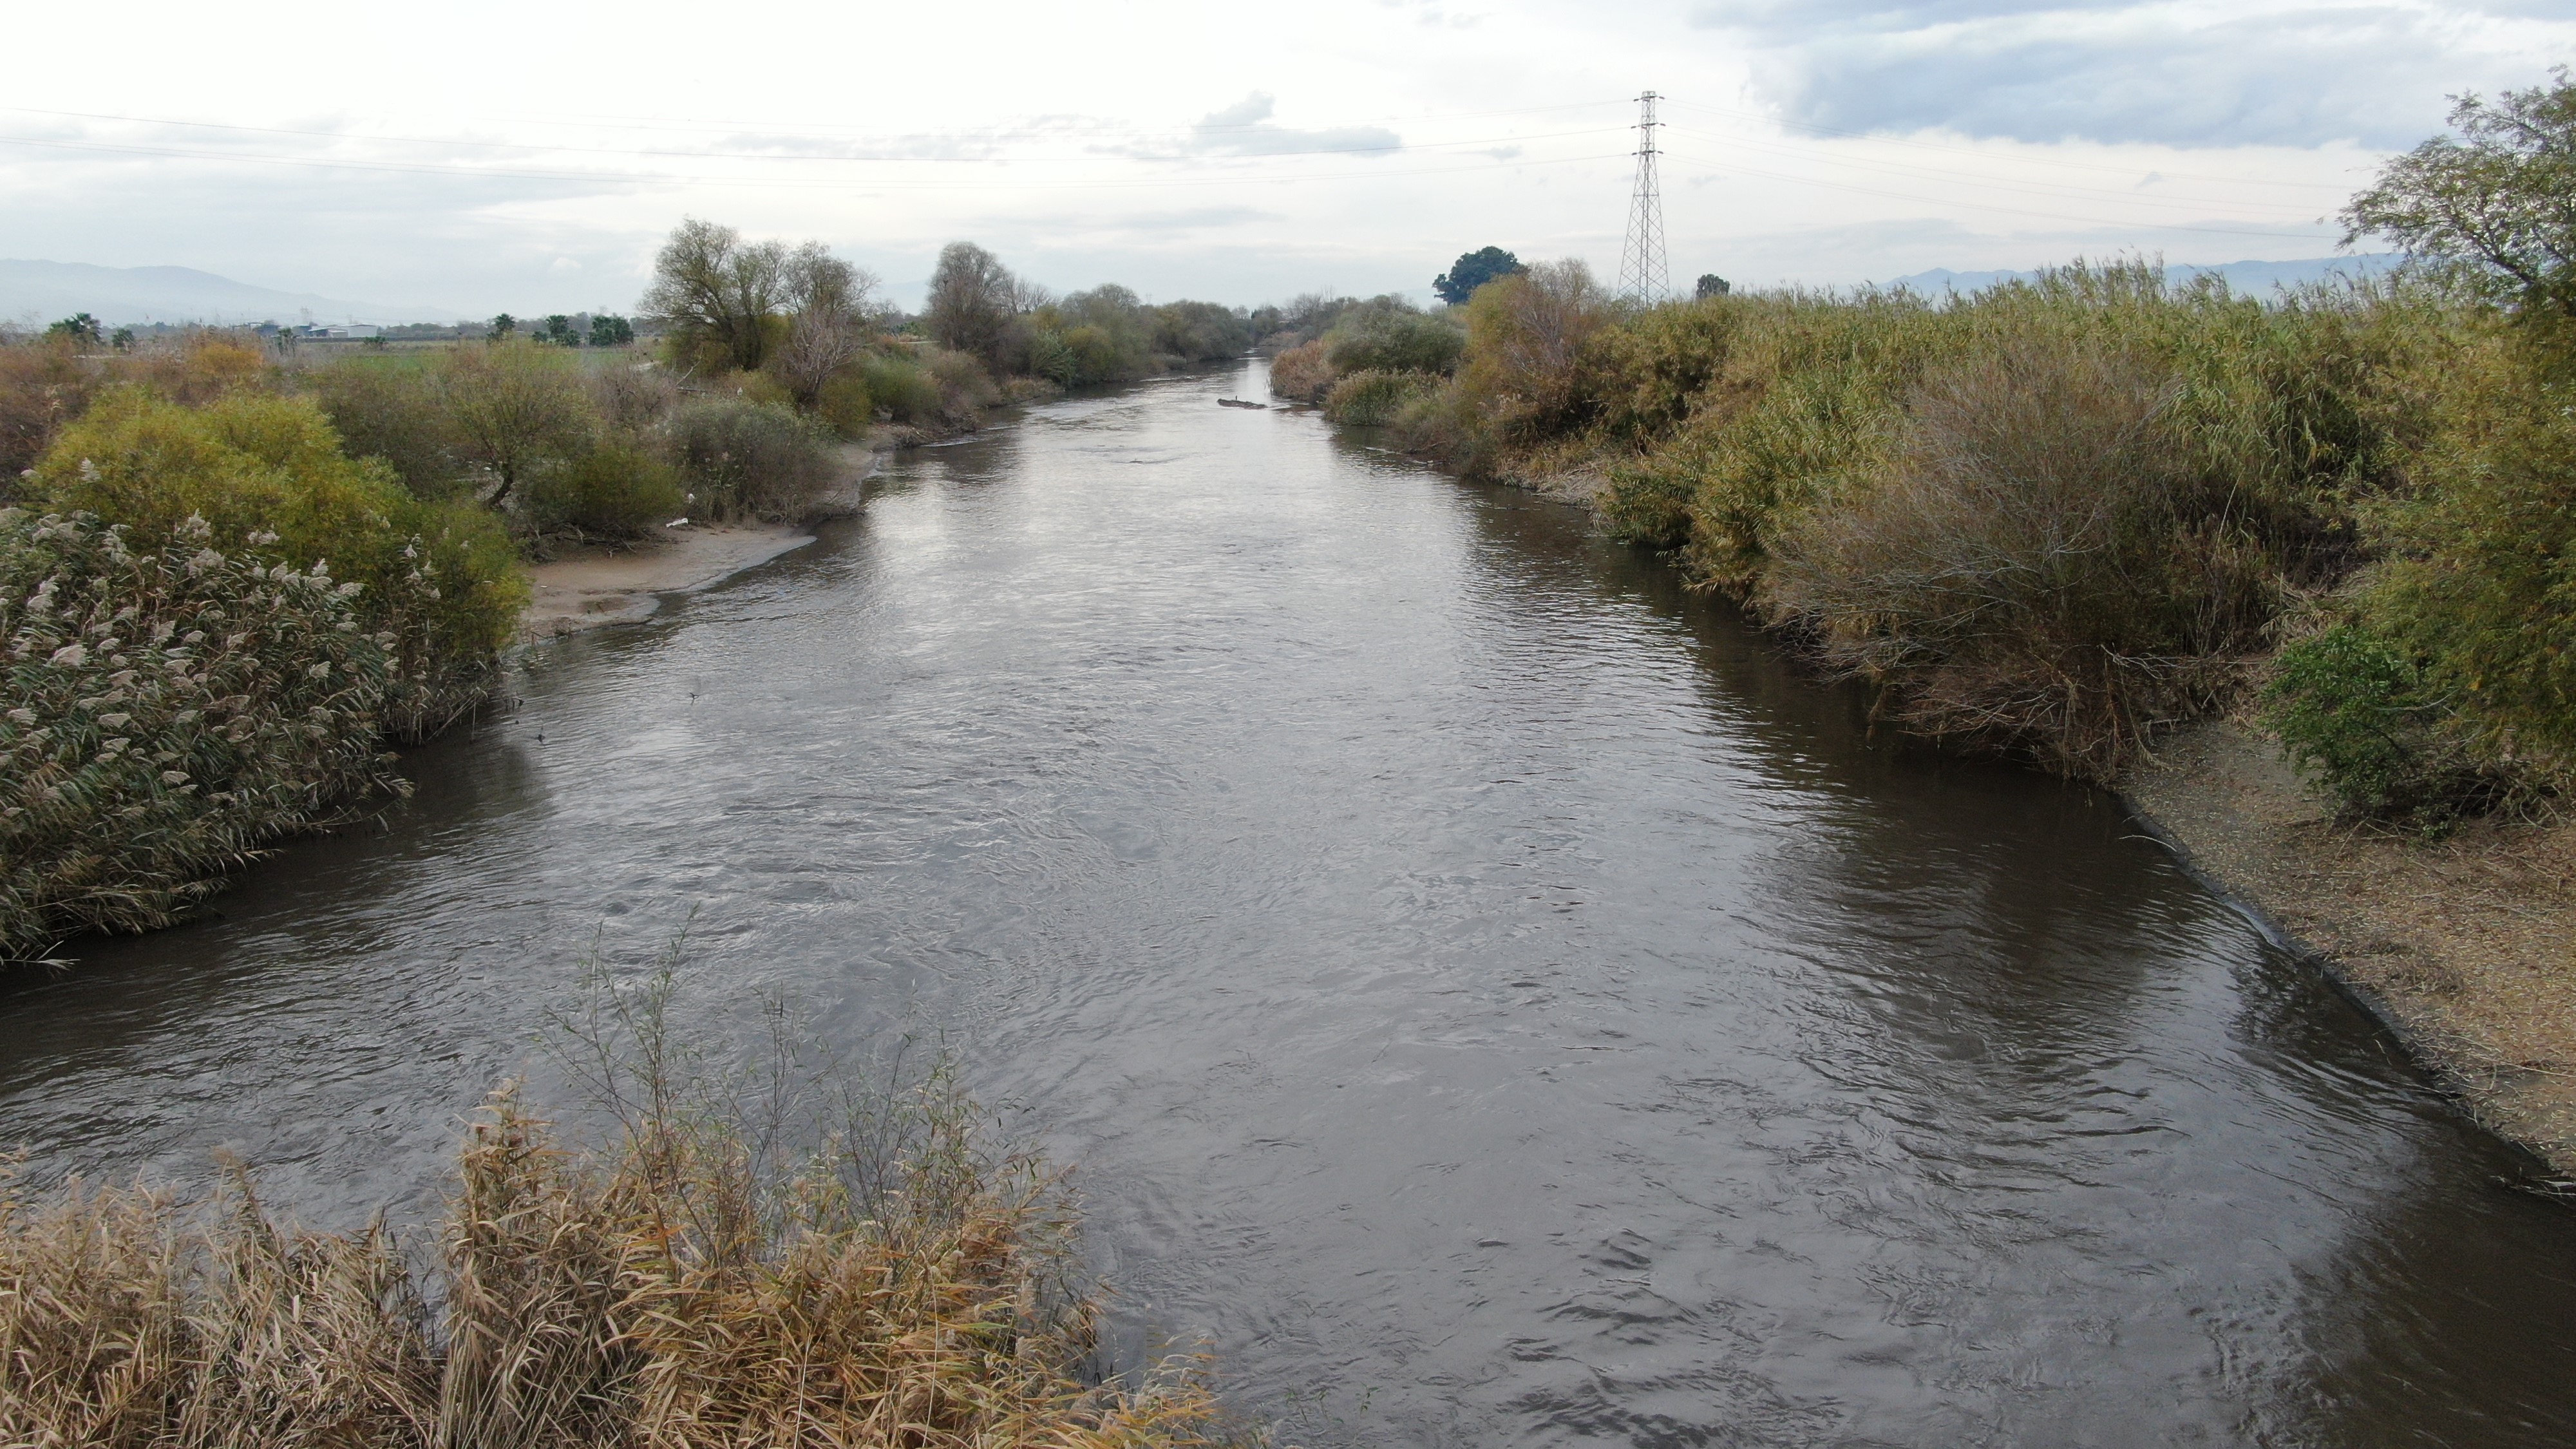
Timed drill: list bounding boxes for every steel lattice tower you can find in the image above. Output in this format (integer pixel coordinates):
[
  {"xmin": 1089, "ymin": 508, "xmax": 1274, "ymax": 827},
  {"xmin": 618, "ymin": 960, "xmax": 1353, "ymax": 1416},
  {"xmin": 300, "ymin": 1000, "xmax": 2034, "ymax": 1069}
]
[{"xmin": 1618, "ymin": 91, "xmax": 1669, "ymax": 305}]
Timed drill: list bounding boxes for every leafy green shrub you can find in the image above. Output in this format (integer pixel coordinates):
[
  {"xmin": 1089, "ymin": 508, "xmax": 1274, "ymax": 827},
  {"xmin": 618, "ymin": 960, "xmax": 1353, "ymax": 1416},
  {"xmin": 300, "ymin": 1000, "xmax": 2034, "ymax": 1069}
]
[
  {"xmin": 666, "ymin": 397, "xmax": 838, "ymax": 521},
  {"xmin": 1321, "ymin": 370, "xmax": 1430, "ymax": 426},
  {"xmin": 1578, "ymin": 298, "xmax": 1742, "ymax": 442},
  {"xmin": 860, "ymin": 354, "xmax": 943, "ymax": 424},
  {"xmin": 434, "ymin": 339, "xmax": 594, "ymax": 506},
  {"xmin": 522, "ymin": 440, "xmax": 687, "ymax": 538},
  {"xmin": 1151, "ymin": 300, "xmax": 1252, "ymax": 362},
  {"xmin": 305, "ymin": 355, "xmax": 455, "ymax": 495},
  {"xmin": 1456, "ymin": 261, "xmax": 1612, "ymax": 445},
  {"xmin": 2260, "ymin": 622, "xmax": 2501, "ymax": 829},
  {"xmin": 1, "ymin": 510, "xmax": 402, "ymax": 959},
  {"xmin": 26, "ymin": 389, "xmax": 525, "ymax": 737}
]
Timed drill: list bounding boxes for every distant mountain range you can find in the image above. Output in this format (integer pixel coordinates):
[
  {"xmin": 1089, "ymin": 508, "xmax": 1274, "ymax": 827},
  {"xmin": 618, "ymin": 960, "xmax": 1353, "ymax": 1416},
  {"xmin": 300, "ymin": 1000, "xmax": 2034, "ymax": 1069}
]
[
  {"xmin": 0, "ymin": 260, "xmax": 464, "ymax": 327},
  {"xmin": 1887, "ymin": 254, "xmax": 2403, "ymax": 296}
]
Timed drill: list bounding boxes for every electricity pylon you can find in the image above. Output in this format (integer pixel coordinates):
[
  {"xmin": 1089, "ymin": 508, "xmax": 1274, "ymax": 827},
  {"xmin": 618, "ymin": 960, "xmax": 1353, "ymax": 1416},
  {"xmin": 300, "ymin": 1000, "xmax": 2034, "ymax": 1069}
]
[{"xmin": 1618, "ymin": 90, "xmax": 1669, "ymax": 305}]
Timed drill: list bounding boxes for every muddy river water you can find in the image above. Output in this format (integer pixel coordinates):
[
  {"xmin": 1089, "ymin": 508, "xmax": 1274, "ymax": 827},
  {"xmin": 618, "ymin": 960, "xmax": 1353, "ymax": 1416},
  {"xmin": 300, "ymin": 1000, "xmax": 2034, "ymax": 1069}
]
[{"xmin": 5, "ymin": 364, "xmax": 2573, "ymax": 1446}]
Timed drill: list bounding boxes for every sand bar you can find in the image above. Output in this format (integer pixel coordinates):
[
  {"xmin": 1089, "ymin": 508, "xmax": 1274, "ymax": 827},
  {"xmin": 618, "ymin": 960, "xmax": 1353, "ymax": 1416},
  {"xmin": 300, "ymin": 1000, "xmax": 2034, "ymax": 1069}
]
[{"xmin": 520, "ymin": 524, "xmax": 816, "ymax": 638}]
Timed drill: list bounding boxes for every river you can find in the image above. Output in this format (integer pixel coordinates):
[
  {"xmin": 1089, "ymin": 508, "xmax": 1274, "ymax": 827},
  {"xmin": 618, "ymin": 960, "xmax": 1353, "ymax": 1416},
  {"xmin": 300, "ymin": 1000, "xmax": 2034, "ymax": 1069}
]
[{"xmin": 4, "ymin": 363, "xmax": 2572, "ymax": 1446}]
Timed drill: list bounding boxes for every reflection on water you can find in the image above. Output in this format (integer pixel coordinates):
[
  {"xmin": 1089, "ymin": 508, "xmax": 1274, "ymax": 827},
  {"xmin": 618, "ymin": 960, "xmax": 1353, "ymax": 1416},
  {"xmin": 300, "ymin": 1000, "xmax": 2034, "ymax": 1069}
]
[{"xmin": 2, "ymin": 365, "xmax": 2571, "ymax": 1446}]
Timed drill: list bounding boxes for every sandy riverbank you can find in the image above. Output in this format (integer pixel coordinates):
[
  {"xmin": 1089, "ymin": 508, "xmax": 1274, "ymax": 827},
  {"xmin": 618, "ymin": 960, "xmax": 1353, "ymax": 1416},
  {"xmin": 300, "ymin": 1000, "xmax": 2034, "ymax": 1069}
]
[
  {"xmin": 520, "ymin": 524, "xmax": 817, "ymax": 638},
  {"xmin": 2123, "ymin": 719, "xmax": 2576, "ymax": 1180},
  {"xmin": 519, "ymin": 442, "xmax": 886, "ymax": 638}
]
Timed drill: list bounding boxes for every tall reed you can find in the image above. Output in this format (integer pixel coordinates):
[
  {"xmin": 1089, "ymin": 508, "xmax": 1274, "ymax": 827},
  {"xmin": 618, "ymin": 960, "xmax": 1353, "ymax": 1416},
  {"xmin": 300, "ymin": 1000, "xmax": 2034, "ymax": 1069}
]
[{"xmin": 0, "ymin": 964, "xmax": 1232, "ymax": 1447}]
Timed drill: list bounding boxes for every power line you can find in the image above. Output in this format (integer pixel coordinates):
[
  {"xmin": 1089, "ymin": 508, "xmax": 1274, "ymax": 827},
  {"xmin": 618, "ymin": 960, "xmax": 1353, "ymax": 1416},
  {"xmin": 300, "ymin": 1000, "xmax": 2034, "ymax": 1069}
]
[
  {"xmin": 0, "ymin": 131, "xmax": 1634, "ymax": 191},
  {"xmin": 0, "ymin": 105, "xmax": 1626, "ymax": 164}
]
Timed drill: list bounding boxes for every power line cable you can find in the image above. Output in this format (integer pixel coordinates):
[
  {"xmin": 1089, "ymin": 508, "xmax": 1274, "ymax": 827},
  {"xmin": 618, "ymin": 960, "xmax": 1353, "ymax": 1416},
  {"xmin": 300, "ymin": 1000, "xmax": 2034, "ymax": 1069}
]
[
  {"xmin": 0, "ymin": 131, "xmax": 1636, "ymax": 191},
  {"xmin": 0, "ymin": 105, "xmax": 1624, "ymax": 163}
]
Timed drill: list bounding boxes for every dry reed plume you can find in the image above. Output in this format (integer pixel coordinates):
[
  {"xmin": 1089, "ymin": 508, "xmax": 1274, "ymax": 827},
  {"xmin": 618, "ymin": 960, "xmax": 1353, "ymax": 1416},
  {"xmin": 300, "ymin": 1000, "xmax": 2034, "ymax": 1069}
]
[{"xmin": 0, "ymin": 965, "xmax": 1229, "ymax": 1447}]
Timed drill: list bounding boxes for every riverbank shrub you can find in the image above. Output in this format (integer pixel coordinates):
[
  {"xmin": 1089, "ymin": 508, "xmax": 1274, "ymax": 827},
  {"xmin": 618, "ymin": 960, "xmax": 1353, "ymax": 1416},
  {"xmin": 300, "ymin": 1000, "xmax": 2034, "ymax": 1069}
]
[
  {"xmin": 0, "ymin": 1036, "xmax": 1226, "ymax": 1445},
  {"xmin": 522, "ymin": 440, "xmax": 687, "ymax": 540},
  {"xmin": 1268, "ymin": 340, "xmax": 1335, "ymax": 404},
  {"xmin": 1763, "ymin": 339, "xmax": 2278, "ymax": 777},
  {"xmin": 2260, "ymin": 621, "xmax": 2510, "ymax": 831},
  {"xmin": 1322, "ymin": 369, "xmax": 1432, "ymax": 427},
  {"xmin": 1, "ymin": 333, "xmax": 274, "ymax": 482},
  {"xmin": 1, "ymin": 510, "xmax": 402, "ymax": 960},
  {"xmin": 667, "ymin": 397, "xmax": 838, "ymax": 522},
  {"xmin": 1323, "ymin": 301, "xmax": 1466, "ymax": 377},
  {"xmin": 2364, "ymin": 332, "xmax": 2576, "ymax": 761},
  {"xmin": 307, "ymin": 354, "xmax": 457, "ymax": 495},
  {"xmin": 435, "ymin": 340, "xmax": 594, "ymax": 509},
  {"xmin": 24, "ymin": 389, "xmax": 526, "ymax": 737}
]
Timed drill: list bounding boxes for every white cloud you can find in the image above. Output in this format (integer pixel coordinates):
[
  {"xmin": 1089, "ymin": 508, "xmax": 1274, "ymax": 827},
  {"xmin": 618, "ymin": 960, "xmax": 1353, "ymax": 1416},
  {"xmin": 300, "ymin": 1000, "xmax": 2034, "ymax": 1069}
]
[{"xmin": 1690, "ymin": 0, "xmax": 2575, "ymax": 146}]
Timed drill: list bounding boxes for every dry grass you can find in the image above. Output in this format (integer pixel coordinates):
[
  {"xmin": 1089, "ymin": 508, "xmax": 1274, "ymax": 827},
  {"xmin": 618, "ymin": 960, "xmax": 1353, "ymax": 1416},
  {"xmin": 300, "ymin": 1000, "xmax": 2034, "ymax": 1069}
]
[{"xmin": 0, "ymin": 965, "xmax": 1233, "ymax": 1447}]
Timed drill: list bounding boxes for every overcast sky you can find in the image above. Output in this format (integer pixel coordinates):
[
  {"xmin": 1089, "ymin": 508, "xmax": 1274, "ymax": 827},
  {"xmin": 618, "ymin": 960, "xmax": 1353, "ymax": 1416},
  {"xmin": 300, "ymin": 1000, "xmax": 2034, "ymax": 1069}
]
[{"xmin": 4, "ymin": 0, "xmax": 2567, "ymax": 317}]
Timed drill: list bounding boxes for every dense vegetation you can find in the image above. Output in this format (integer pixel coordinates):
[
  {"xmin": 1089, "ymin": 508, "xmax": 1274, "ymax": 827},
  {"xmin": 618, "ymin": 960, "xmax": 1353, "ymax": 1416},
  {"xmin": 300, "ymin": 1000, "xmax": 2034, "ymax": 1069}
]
[
  {"xmin": 1, "ymin": 511, "xmax": 403, "ymax": 960},
  {"xmin": 922, "ymin": 241, "xmax": 1253, "ymax": 390},
  {"xmin": 1279, "ymin": 73, "xmax": 2576, "ymax": 822}
]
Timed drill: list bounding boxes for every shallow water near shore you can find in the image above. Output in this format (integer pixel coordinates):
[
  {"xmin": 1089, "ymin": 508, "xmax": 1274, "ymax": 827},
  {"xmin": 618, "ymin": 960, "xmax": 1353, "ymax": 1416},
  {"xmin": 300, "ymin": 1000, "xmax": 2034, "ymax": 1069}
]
[{"xmin": 5, "ymin": 362, "xmax": 2573, "ymax": 1446}]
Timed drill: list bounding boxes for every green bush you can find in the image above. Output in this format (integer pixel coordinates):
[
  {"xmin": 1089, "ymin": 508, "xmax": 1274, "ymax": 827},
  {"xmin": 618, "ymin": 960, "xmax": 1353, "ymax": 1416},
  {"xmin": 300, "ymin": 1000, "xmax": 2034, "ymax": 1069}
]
[
  {"xmin": 1, "ymin": 510, "xmax": 402, "ymax": 959},
  {"xmin": 2365, "ymin": 334, "xmax": 2576, "ymax": 761},
  {"xmin": 1323, "ymin": 303, "xmax": 1465, "ymax": 377},
  {"xmin": 1151, "ymin": 300, "xmax": 1252, "ymax": 362},
  {"xmin": 860, "ymin": 354, "xmax": 944, "ymax": 425},
  {"xmin": 26, "ymin": 389, "xmax": 526, "ymax": 737},
  {"xmin": 2260, "ymin": 622, "xmax": 2497, "ymax": 829},
  {"xmin": 1321, "ymin": 370, "xmax": 1430, "ymax": 427},
  {"xmin": 816, "ymin": 372, "xmax": 874, "ymax": 439},
  {"xmin": 522, "ymin": 440, "xmax": 687, "ymax": 538},
  {"xmin": 666, "ymin": 397, "xmax": 838, "ymax": 521}
]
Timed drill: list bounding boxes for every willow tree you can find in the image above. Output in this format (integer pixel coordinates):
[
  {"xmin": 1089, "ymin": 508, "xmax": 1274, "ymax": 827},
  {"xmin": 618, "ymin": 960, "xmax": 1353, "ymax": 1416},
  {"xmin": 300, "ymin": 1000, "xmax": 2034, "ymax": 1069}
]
[{"xmin": 641, "ymin": 218, "xmax": 791, "ymax": 373}]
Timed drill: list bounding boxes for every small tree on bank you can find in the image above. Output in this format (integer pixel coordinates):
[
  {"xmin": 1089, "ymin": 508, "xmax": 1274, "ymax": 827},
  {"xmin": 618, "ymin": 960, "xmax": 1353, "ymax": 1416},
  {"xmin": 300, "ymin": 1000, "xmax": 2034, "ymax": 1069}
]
[
  {"xmin": 437, "ymin": 339, "xmax": 591, "ymax": 507},
  {"xmin": 925, "ymin": 242, "xmax": 1019, "ymax": 374}
]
